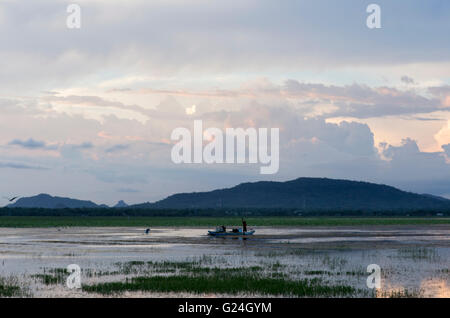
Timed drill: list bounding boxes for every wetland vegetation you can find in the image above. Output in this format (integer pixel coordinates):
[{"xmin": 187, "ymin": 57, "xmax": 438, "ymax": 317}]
[{"xmin": 0, "ymin": 216, "xmax": 449, "ymax": 228}]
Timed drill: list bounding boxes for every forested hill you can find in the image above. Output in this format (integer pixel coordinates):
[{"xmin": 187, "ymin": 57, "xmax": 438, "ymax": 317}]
[
  {"xmin": 8, "ymin": 194, "xmax": 101, "ymax": 209},
  {"xmin": 134, "ymin": 178, "xmax": 450, "ymax": 211}
]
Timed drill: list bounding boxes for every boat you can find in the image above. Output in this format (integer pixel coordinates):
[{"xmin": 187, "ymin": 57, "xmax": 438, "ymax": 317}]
[
  {"xmin": 208, "ymin": 230, "xmax": 255, "ymax": 236},
  {"xmin": 208, "ymin": 226, "xmax": 255, "ymax": 237}
]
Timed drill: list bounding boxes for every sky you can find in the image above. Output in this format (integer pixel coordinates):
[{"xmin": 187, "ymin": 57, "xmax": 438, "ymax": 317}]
[{"xmin": 1, "ymin": 0, "xmax": 450, "ymax": 205}]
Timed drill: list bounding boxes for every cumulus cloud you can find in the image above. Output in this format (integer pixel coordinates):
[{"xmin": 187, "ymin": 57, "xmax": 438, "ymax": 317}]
[
  {"xmin": 8, "ymin": 138, "xmax": 57, "ymax": 150},
  {"xmin": 0, "ymin": 1, "xmax": 449, "ymax": 204},
  {"xmin": 383, "ymin": 138, "xmax": 421, "ymax": 158},
  {"xmin": 443, "ymin": 144, "xmax": 450, "ymax": 157},
  {"xmin": 1, "ymin": 95, "xmax": 450, "ymax": 203},
  {"xmin": 429, "ymin": 85, "xmax": 450, "ymax": 107},
  {"xmin": 378, "ymin": 139, "xmax": 450, "ymax": 194},
  {"xmin": 435, "ymin": 121, "xmax": 450, "ymax": 147}
]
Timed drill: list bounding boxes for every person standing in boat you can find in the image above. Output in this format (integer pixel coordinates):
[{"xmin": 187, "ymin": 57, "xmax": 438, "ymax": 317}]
[{"xmin": 242, "ymin": 219, "xmax": 247, "ymax": 233}]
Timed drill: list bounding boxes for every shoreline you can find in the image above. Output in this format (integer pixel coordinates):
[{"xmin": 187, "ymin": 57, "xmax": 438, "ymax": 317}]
[{"xmin": 0, "ymin": 216, "xmax": 449, "ymax": 228}]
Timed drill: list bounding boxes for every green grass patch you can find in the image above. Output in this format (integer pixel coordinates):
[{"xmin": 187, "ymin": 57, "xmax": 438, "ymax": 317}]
[
  {"xmin": 82, "ymin": 275, "xmax": 357, "ymax": 297},
  {"xmin": 0, "ymin": 284, "xmax": 21, "ymax": 297},
  {"xmin": 32, "ymin": 274, "xmax": 63, "ymax": 285},
  {"xmin": 0, "ymin": 216, "xmax": 449, "ymax": 228},
  {"xmin": 32, "ymin": 268, "xmax": 68, "ymax": 285},
  {"xmin": 114, "ymin": 259, "xmax": 262, "ymax": 276},
  {"xmin": 0, "ymin": 277, "xmax": 28, "ymax": 297},
  {"xmin": 83, "ymin": 259, "xmax": 357, "ymax": 297}
]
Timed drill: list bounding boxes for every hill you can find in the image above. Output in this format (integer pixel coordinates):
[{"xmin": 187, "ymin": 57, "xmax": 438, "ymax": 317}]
[
  {"xmin": 7, "ymin": 178, "xmax": 450, "ymax": 212},
  {"xmin": 133, "ymin": 178, "xmax": 450, "ymax": 211},
  {"xmin": 114, "ymin": 200, "xmax": 129, "ymax": 208},
  {"xmin": 8, "ymin": 194, "xmax": 100, "ymax": 209}
]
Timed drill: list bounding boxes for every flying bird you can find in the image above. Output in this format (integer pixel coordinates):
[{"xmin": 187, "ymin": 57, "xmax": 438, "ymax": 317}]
[{"xmin": 3, "ymin": 196, "xmax": 19, "ymax": 202}]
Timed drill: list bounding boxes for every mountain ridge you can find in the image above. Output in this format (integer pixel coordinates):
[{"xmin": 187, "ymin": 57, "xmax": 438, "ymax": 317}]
[
  {"xmin": 8, "ymin": 193, "xmax": 100, "ymax": 209},
  {"xmin": 6, "ymin": 178, "xmax": 450, "ymax": 211},
  {"xmin": 132, "ymin": 177, "xmax": 450, "ymax": 211}
]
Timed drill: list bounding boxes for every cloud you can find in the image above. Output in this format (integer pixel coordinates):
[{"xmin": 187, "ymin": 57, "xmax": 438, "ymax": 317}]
[
  {"xmin": 283, "ymin": 80, "xmax": 446, "ymax": 119},
  {"xmin": 43, "ymin": 94, "xmax": 192, "ymax": 123},
  {"xmin": 435, "ymin": 121, "xmax": 450, "ymax": 147},
  {"xmin": 401, "ymin": 76, "xmax": 415, "ymax": 84},
  {"xmin": 117, "ymin": 188, "xmax": 140, "ymax": 193},
  {"xmin": 117, "ymin": 80, "xmax": 449, "ymax": 120},
  {"xmin": 429, "ymin": 85, "xmax": 450, "ymax": 107},
  {"xmin": 60, "ymin": 142, "xmax": 94, "ymax": 160},
  {"xmin": 8, "ymin": 138, "xmax": 93, "ymax": 156},
  {"xmin": 197, "ymin": 102, "xmax": 450, "ymax": 196},
  {"xmin": 0, "ymin": 1, "xmax": 449, "ymax": 204},
  {"xmin": 1, "ymin": 96, "xmax": 449, "ymax": 203},
  {"xmin": 377, "ymin": 138, "xmax": 450, "ymax": 194},
  {"xmin": 75, "ymin": 142, "xmax": 94, "ymax": 149},
  {"xmin": 288, "ymin": 136, "xmax": 450, "ymax": 196},
  {"xmin": 185, "ymin": 105, "xmax": 197, "ymax": 115},
  {"xmin": 0, "ymin": 162, "xmax": 47, "ymax": 170},
  {"xmin": 443, "ymin": 144, "xmax": 450, "ymax": 157},
  {"xmin": 383, "ymin": 138, "xmax": 421, "ymax": 158},
  {"xmin": 105, "ymin": 144, "xmax": 129, "ymax": 153},
  {"xmin": 8, "ymin": 138, "xmax": 56, "ymax": 150},
  {"xmin": 90, "ymin": 169, "xmax": 148, "ymax": 184},
  {"xmin": 43, "ymin": 95, "xmax": 130, "ymax": 109},
  {"xmin": 1, "ymin": 0, "xmax": 450, "ymax": 93},
  {"xmin": 201, "ymin": 102, "xmax": 377, "ymax": 157}
]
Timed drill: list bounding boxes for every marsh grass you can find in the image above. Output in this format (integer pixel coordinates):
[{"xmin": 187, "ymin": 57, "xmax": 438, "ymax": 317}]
[
  {"xmin": 395, "ymin": 248, "xmax": 440, "ymax": 261},
  {"xmin": 376, "ymin": 288, "xmax": 424, "ymax": 298},
  {"xmin": 320, "ymin": 255, "xmax": 348, "ymax": 270},
  {"xmin": 304, "ymin": 270, "xmax": 365, "ymax": 277},
  {"xmin": 82, "ymin": 274, "xmax": 358, "ymax": 297},
  {"xmin": 32, "ymin": 274, "xmax": 63, "ymax": 285},
  {"xmin": 32, "ymin": 268, "xmax": 68, "ymax": 285},
  {"xmin": 32, "ymin": 267, "xmax": 119, "ymax": 285},
  {"xmin": 0, "ymin": 277, "xmax": 28, "ymax": 297},
  {"xmin": 114, "ymin": 259, "xmax": 264, "ymax": 276},
  {"xmin": 81, "ymin": 258, "xmax": 359, "ymax": 297},
  {"xmin": 254, "ymin": 248, "xmax": 310, "ymax": 258},
  {"xmin": 1, "ymin": 216, "xmax": 448, "ymax": 228}
]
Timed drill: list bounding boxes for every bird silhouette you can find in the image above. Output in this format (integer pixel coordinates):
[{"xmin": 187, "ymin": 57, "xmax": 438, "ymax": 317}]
[{"xmin": 3, "ymin": 196, "xmax": 19, "ymax": 202}]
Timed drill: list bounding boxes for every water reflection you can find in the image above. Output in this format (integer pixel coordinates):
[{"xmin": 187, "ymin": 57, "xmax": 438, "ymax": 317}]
[{"xmin": 0, "ymin": 226, "xmax": 448, "ymax": 297}]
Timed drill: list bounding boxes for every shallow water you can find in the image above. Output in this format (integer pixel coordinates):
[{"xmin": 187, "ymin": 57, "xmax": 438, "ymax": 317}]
[{"xmin": 0, "ymin": 225, "xmax": 448, "ymax": 297}]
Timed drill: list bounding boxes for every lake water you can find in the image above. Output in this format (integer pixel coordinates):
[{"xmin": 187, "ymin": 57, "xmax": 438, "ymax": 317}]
[{"xmin": 0, "ymin": 225, "xmax": 448, "ymax": 297}]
